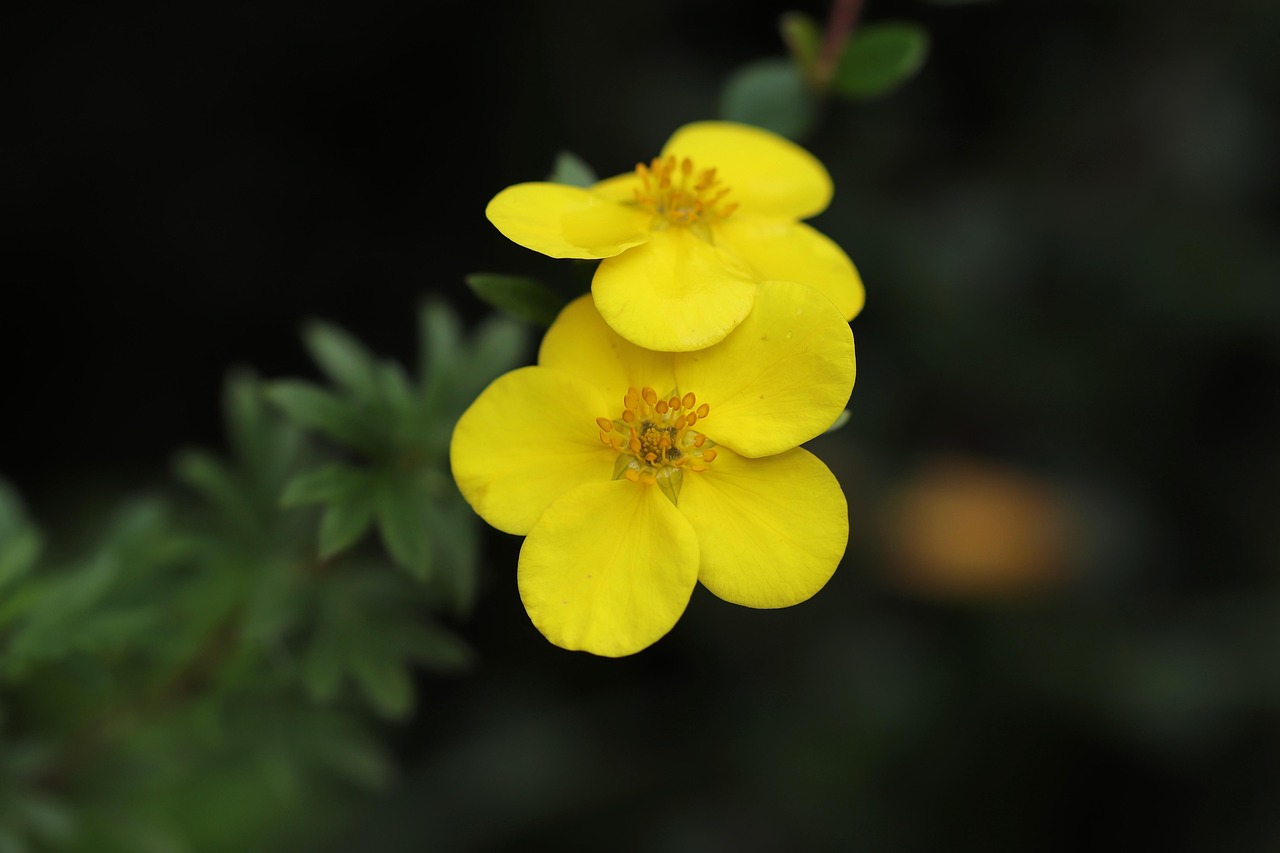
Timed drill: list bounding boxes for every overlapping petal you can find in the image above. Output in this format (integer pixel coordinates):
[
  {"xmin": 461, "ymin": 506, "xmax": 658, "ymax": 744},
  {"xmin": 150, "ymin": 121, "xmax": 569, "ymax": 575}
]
[
  {"xmin": 485, "ymin": 183, "xmax": 652, "ymax": 259},
  {"xmin": 661, "ymin": 121, "xmax": 832, "ymax": 220},
  {"xmin": 676, "ymin": 280, "xmax": 855, "ymax": 458},
  {"xmin": 449, "ymin": 367, "xmax": 614, "ymax": 536},
  {"xmin": 593, "ymin": 228, "xmax": 758, "ymax": 352},
  {"xmin": 679, "ymin": 447, "xmax": 848, "ymax": 608},
  {"xmin": 518, "ymin": 480, "xmax": 700, "ymax": 657},
  {"xmin": 718, "ymin": 218, "xmax": 865, "ymax": 321},
  {"xmin": 538, "ymin": 294, "xmax": 675, "ymax": 397}
]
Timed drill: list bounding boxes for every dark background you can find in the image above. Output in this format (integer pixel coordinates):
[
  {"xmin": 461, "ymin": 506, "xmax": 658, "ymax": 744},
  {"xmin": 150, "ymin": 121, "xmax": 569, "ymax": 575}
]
[{"xmin": 4, "ymin": 0, "xmax": 1280, "ymax": 850}]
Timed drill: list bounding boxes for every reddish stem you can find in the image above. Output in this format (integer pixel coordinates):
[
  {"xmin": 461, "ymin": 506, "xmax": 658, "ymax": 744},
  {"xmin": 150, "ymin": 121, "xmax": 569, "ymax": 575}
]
[{"xmin": 815, "ymin": 0, "xmax": 866, "ymax": 87}]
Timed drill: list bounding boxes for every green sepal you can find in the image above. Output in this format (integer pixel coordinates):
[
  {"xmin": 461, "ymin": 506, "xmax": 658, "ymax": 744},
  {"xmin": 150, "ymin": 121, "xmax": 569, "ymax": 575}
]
[
  {"xmin": 825, "ymin": 409, "xmax": 852, "ymax": 433},
  {"xmin": 656, "ymin": 466, "xmax": 683, "ymax": 507},
  {"xmin": 779, "ymin": 11, "xmax": 823, "ymax": 80}
]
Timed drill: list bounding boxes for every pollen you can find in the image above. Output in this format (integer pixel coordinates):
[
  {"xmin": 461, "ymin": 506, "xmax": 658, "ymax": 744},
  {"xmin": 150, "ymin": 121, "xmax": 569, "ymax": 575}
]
[
  {"xmin": 633, "ymin": 154, "xmax": 737, "ymax": 229},
  {"xmin": 596, "ymin": 386, "xmax": 718, "ymax": 503}
]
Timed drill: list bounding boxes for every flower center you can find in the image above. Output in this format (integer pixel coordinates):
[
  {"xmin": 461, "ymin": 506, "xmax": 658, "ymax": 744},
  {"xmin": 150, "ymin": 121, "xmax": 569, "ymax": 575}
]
[
  {"xmin": 633, "ymin": 155, "xmax": 737, "ymax": 230},
  {"xmin": 596, "ymin": 386, "xmax": 718, "ymax": 505}
]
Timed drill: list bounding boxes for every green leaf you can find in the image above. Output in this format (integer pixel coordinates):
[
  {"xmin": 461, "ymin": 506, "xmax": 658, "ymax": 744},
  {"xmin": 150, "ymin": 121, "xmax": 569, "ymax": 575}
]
[
  {"xmin": 831, "ymin": 21, "xmax": 930, "ymax": 100},
  {"xmin": 547, "ymin": 150, "xmax": 598, "ymax": 188},
  {"xmin": 264, "ymin": 380, "xmax": 382, "ymax": 455},
  {"xmin": 402, "ymin": 621, "xmax": 475, "ymax": 672},
  {"xmin": 318, "ymin": 491, "xmax": 375, "ymax": 559},
  {"xmin": 419, "ymin": 298, "xmax": 463, "ymax": 395},
  {"xmin": 349, "ymin": 654, "xmax": 413, "ymax": 720},
  {"xmin": 280, "ymin": 463, "xmax": 371, "ymax": 508},
  {"xmin": 465, "ymin": 273, "xmax": 565, "ymax": 328},
  {"xmin": 779, "ymin": 11, "xmax": 822, "ymax": 77},
  {"xmin": 720, "ymin": 57, "xmax": 820, "ymax": 141},
  {"xmin": 465, "ymin": 315, "xmax": 531, "ymax": 389},
  {"xmin": 0, "ymin": 528, "xmax": 40, "ymax": 591},
  {"xmin": 375, "ymin": 475, "xmax": 432, "ymax": 582},
  {"xmin": 302, "ymin": 319, "xmax": 378, "ymax": 397}
]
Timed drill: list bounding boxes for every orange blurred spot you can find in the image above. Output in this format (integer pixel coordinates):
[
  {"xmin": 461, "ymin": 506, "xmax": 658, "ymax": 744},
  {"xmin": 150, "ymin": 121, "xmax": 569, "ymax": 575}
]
[{"xmin": 880, "ymin": 455, "xmax": 1074, "ymax": 599}]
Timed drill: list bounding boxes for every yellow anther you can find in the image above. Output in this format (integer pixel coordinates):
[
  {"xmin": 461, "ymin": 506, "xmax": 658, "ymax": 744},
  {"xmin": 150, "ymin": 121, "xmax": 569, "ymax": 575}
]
[
  {"xmin": 682, "ymin": 392, "xmax": 696, "ymax": 409},
  {"xmin": 625, "ymin": 469, "xmax": 640, "ymax": 482},
  {"xmin": 642, "ymin": 387, "xmax": 658, "ymax": 406},
  {"xmin": 693, "ymin": 434, "xmax": 706, "ymax": 447},
  {"xmin": 702, "ymin": 448, "xmax": 717, "ymax": 462},
  {"xmin": 696, "ymin": 403, "xmax": 710, "ymax": 418},
  {"xmin": 622, "ymin": 410, "xmax": 635, "ymax": 423},
  {"xmin": 595, "ymin": 417, "xmax": 613, "ymax": 431},
  {"xmin": 655, "ymin": 400, "xmax": 668, "ymax": 414},
  {"xmin": 685, "ymin": 413, "xmax": 697, "ymax": 427},
  {"xmin": 668, "ymin": 396, "xmax": 680, "ymax": 410}
]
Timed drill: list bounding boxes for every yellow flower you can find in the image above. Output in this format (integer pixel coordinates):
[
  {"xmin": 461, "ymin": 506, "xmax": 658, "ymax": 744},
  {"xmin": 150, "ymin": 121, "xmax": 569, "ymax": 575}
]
[
  {"xmin": 449, "ymin": 280, "xmax": 855, "ymax": 657},
  {"xmin": 485, "ymin": 121, "xmax": 865, "ymax": 352}
]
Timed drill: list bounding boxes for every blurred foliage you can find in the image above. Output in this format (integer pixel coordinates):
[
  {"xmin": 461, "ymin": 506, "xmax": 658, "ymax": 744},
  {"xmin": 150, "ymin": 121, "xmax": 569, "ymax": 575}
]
[{"xmin": 0, "ymin": 301, "xmax": 528, "ymax": 851}]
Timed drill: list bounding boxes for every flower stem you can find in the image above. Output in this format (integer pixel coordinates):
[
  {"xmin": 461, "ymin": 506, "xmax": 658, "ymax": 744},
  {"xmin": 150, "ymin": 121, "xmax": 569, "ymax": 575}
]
[{"xmin": 815, "ymin": 0, "xmax": 866, "ymax": 89}]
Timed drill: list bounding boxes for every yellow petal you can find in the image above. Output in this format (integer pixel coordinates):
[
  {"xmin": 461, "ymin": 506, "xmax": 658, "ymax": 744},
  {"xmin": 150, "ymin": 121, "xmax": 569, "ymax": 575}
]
[
  {"xmin": 676, "ymin": 280, "xmax": 855, "ymax": 457},
  {"xmin": 592, "ymin": 228, "xmax": 758, "ymax": 352},
  {"xmin": 590, "ymin": 171, "xmax": 643, "ymax": 204},
  {"xmin": 680, "ymin": 447, "xmax": 847, "ymax": 608},
  {"xmin": 519, "ymin": 480, "xmax": 700, "ymax": 657},
  {"xmin": 537, "ymin": 294, "xmax": 676, "ymax": 400},
  {"xmin": 450, "ymin": 367, "xmax": 614, "ymax": 536},
  {"xmin": 485, "ymin": 182, "xmax": 652, "ymax": 259},
  {"xmin": 661, "ymin": 121, "xmax": 832, "ymax": 220},
  {"xmin": 718, "ymin": 218, "xmax": 865, "ymax": 320}
]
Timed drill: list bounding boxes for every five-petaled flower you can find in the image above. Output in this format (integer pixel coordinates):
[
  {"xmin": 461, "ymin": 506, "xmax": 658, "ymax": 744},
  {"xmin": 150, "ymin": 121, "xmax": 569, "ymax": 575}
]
[
  {"xmin": 450, "ymin": 281, "xmax": 856, "ymax": 657},
  {"xmin": 485, "ymin": 121, "xmax": 865, "ymax": 353}
]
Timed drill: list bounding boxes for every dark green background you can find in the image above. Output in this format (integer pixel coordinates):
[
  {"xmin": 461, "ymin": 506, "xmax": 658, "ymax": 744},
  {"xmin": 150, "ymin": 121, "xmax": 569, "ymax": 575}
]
[{"xmin": 4, "ymin": 0, "xmax": 1279, "ymax": 849}]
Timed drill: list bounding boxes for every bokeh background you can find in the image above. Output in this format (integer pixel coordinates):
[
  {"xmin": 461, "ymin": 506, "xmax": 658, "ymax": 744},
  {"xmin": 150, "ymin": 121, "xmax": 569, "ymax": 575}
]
[{"xmin": 4, "ymin": 0, "xmax": 1280, "ymax": 850}]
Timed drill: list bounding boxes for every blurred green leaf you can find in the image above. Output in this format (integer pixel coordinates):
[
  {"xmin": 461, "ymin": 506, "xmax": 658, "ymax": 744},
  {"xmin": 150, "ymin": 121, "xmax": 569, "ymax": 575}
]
[
  {"xmin": 263, "ymin": 380, "xmax": 382, "ymax": 456},
  {"xmin": 465, "ymin": 273, "xmax": 565, "ymax": 328},
  {"xmin": 825, "ymin": 409, "xmax": 852, "ymax": 433},
  {"xmin": 779, "ymin": 11, "xmax": 822, "ymax": 78},
  {"xmin": 831, "ymin": 21, "xmax": 930, "ymax": 100},
  {"xmin": 547, "ymin": 150, "xmax": 598, "ymax": 188},
  {"xmin": 375, "ymin": 474, "xmax": 432, "ymax": 582},
  {"xmin": 280, "ymin": 464, "xmax": 371, "ymax": 509},
  {"xmin": 302, "ymin": 319, "xmax": 378, "ymax": 398},
  {"xmin": 317, "ymin": 492, "xmax": 375, "ymax": 559},
  {"xmin": 348, "ymin": 653, "xmax": 413, "ymax": 720},
  {"xmin": 419, "ymin": 298, "xmax": 463, "ymax": 397},
  {"xmin": 720, "ymin": 57, "xmax": 820, "ymax": 141}
]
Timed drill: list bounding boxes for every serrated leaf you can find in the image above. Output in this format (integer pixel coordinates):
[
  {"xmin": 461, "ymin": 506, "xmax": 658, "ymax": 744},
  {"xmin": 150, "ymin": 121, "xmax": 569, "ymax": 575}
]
[
  {"xmin": 375, "ymin": 475, "xmax": 431, "ymax": 582},
  {"xmin": 547, "ymin": 150, "xmax": 598, "ymax": 188},
  {"xmin": 280, "ymin": 464, "xmax": 370, "ymax": 508},
  {"xmin": 312, "ymin": 727, "xmax": 393, "ymax": 790},
  {"xmin": 318, "ymin": 492, "xmax": 374, "ymax": 559},
  {"xmin": 720, "ymin": 58, "xmax": 819, "ymax": 141},
  {"xmin": 465, "ymin": 273, "xmax": 565, "ymax": 328},
  {"xmin": 422, "ymin": 492, "xmax": 480, "ymax": 616},
  {"xmin": 349, "ymin": 655, "xmax": 413, "ymax": 720},
  {"xmin": 779, "ymin": 11, "xmax": 822, "ymax": 76},
  {"xmin": 831, "ymin": 21, "xmax": 930, "ymax": 100},
  {"xmin": 302, "ymin": 319, "xmax": 378, "ymax": 397},
  {"xmin": 264, "ymin": 380, "xmax": 382, "ymax": 455}
]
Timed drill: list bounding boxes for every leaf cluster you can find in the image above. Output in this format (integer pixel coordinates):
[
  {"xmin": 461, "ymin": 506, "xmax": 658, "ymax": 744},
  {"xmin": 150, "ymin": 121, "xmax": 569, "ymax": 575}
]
[{"xmin": 0, "ymin": 301, "xmax": 529, "ymax": 853}]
